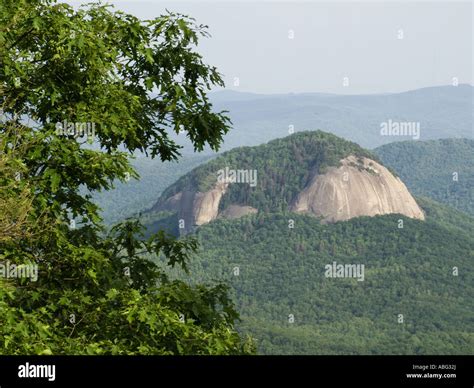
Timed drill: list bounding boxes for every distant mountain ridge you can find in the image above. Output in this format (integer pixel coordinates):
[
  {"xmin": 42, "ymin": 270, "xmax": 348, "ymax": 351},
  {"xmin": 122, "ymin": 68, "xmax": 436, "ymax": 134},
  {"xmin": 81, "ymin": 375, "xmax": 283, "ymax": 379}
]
[{"xmin": 208, "ymin": 84, "xmax": 473, "ymax": 151}]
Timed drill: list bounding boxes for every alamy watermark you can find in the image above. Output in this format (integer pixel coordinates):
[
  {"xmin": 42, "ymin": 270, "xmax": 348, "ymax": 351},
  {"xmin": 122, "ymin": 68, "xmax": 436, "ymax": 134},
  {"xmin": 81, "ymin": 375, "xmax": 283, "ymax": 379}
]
[
  {"xmin": 0, "ymin": 260, "xmax": 38, "ymax": 282},
  {"xmin": 55, "ymin": 120, "xmax": 95, "ymax": 141},
  {"xmin": 18, "ymin": 363, "xmax": 55, "ymax": 382},
  {"xmin": 217, "ymin": 167, "xmax": 257, "ymax": 187},
  {"xmin": 380, "ymin": 119, "xmax": 420, "ymax": 140},
  {"xmin": 325, "ymin": 261, "xmax": 365, "ymax": 282}
]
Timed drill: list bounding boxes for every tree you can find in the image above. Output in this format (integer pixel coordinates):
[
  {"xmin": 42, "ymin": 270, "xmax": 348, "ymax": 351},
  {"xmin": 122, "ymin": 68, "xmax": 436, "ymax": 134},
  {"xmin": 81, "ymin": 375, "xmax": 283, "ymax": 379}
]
[{"xmin": 0, "ymin": 0, "xmax": 254, "ymax": 354}]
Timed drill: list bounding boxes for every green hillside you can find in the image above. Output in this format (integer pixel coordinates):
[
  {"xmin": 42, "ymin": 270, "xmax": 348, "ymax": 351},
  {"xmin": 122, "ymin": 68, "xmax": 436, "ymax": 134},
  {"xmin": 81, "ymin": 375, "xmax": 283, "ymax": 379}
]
[
  {"xmin": 416, "ymin": 196, "xmax": 474, "ymax": 237},
  {"xmin": 375, "ymin": 138, "xmax": 474, "ymax": 216},
  {"xmin": 164, "ymin": 210, "xmax": 474, "ymax": 355}
]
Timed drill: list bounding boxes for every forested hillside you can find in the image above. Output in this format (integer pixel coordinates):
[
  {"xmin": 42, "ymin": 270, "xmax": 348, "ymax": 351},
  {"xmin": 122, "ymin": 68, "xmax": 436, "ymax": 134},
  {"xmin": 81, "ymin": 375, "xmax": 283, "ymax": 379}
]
[
  {"xmin": 159, "ymin": 210, "xmax": 474, "ymax": 354},
  {"xmin": 375, "ymin": 139, "xmax": 474, "ymax": 216},
  {"xmin": 96, "ymin": 136, "xmax": 474, "ymax": 225}
]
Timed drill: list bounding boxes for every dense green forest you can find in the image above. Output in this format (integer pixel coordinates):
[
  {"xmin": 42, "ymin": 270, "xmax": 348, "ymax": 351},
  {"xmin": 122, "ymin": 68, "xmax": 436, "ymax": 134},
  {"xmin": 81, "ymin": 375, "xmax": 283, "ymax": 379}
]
[
  {"xmin": 152, "ymin": 208, "xmax": 474, "ymax": 354},
  {"xmin": 375, "ymin": 138, "xmax": 474, "ymax": 216}
]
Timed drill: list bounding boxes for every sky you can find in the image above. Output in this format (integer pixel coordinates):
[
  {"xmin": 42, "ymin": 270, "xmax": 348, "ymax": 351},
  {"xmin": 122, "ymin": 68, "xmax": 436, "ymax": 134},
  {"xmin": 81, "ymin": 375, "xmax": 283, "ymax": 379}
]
[{"xmin": 66, "ymin": 1, "xmax": 473, "ymax": 94}]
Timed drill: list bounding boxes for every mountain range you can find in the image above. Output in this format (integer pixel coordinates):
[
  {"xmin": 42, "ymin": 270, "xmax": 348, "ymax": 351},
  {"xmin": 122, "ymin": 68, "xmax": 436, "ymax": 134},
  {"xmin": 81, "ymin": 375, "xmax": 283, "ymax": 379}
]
[{"xmin": 209, "ymin": 84, "xmax": 473, "ymax": 151}]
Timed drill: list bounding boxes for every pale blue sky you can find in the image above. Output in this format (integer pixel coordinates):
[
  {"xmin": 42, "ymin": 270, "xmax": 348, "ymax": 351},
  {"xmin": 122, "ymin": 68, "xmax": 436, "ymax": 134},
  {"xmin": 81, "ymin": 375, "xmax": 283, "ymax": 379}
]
[{"xmin": 66, "ymin": 1, "xmax": 473, "ymax": 94}]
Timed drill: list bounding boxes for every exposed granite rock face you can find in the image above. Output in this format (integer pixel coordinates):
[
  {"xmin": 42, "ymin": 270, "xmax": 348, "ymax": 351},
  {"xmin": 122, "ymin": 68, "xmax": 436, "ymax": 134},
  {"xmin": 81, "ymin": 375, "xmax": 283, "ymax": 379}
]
[
  {"xmin": 290, "ymin": 155, "xmax": 425, "ymax": 223},
  {"xmin": 156, "ymin": 192, "xmax": 182, "ymax": 211},
  {"xmin": 192, "ymin": 182, "xmax": 229, "ymax": 225},
  {"xmin": 152, "ymin": 182, "xmax": 231, "ymax": 233}
]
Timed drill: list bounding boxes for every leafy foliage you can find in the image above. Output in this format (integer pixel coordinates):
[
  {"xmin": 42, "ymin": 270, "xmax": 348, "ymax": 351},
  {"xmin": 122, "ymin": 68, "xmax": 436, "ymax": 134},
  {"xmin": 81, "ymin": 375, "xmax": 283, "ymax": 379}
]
[{"xmin": 0, "ymin": 0, "xmax": 253, "ymax": 355}]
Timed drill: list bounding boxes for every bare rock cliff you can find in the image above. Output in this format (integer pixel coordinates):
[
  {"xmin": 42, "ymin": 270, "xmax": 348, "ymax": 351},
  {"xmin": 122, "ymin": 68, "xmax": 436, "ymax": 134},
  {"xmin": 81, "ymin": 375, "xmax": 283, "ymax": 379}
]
[
  {"xmin": 192, "ymin": 182, "xmax": 229, "ymax": 225},
  {"xmin": 290, "ymin": 155, "xmax": 425, "ymax": 222},
  {"xmin": 153, "ymin": 182, "xmax": 232, "ymax": 233}
]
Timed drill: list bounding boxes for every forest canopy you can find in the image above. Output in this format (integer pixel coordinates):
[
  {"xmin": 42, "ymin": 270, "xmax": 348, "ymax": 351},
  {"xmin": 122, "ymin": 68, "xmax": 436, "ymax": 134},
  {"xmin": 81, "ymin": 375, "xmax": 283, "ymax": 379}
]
[{"xmin": 0, "ymin": 0, "xmax": 253, "ymax": 355}]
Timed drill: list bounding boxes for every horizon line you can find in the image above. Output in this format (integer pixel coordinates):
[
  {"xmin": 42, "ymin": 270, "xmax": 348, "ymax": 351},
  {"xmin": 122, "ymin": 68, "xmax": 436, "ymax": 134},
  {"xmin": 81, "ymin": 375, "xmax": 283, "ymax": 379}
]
[{"xmin": 211, "ymin": 83, "xmax": 474, "ymax": 98}]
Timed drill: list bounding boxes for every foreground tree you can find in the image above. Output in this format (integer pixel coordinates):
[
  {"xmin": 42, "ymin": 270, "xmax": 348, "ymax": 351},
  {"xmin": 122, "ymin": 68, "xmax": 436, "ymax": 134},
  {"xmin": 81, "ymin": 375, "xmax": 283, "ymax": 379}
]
[{"xmin": 0, "ymin": 0, "xmax": 254, "ymax": 354}]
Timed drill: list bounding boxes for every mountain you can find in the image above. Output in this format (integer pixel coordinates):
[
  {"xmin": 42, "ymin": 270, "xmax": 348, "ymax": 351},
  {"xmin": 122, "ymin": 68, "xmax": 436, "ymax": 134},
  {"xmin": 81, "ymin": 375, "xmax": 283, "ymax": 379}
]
[
  {"xmin": 144, "ymin": 131, "xmax": 474, "ymax": 355},
  {"xmin": 375, "ymin": 138, "xmax": 474, "ymax": 216},
  {"xmin": 131, "ymin": 85, "xmax": 474, "ymax": 155},
  {"xmin": 148, "ymin": 131, "xmax": 424, "ymax": 234},
  {"xmin": 210, "ymin": 84, "xmax": 473, "ymax": 151}
]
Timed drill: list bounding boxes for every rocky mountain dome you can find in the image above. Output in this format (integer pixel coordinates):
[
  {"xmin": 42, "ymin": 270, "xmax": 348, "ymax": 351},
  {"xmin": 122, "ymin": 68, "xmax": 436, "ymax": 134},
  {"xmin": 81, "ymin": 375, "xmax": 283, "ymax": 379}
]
[{"xmin": 149, "ymin": 131, "xmax": 424, "ymax": 233}]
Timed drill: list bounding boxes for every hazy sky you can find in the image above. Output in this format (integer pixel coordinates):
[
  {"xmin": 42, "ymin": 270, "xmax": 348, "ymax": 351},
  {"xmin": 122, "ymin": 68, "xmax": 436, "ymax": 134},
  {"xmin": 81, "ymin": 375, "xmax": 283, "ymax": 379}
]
[{"xmin": 67, "ymin": 1, "xmax": 473, "ymax": 94}]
